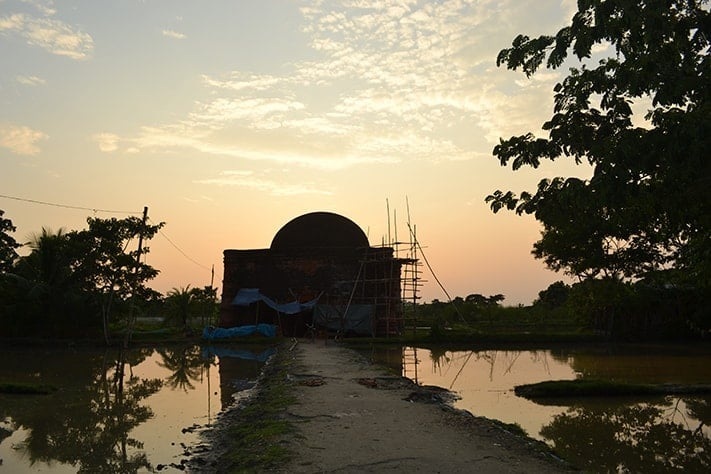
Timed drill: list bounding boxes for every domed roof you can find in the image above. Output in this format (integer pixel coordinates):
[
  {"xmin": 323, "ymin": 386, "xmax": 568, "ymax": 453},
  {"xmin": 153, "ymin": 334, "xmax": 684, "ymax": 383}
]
[{"xmin": 270, "ymin": 212, "xmax": 369, "ymax": 251}]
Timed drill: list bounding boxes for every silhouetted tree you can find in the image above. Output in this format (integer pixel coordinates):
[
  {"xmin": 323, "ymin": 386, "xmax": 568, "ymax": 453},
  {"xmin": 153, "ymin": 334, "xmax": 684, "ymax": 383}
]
[
  {"xmin": 534, "ymin": 281, "xmax": 570, "ymax": 309},
  {"xmin": 163, "ymin": 286, "xmax": 196, "ymax": 331},
  {"xmin": 0, "ymin": 209, "xmax": 20, "ymax": 272},
  {"xmin": 7, "ymin": 228, "xmax": 91, "ymax": 335},
  {"xmin": 69, "ymin": 216, "xmax": 164, "ymax": 344},
  {"xmin": 1, "ymin": 216, "xmax": 164, "ymax": 341},
  {"xmin": 486, "ymin": 1, "xmax": 710, "ymax": 287}
]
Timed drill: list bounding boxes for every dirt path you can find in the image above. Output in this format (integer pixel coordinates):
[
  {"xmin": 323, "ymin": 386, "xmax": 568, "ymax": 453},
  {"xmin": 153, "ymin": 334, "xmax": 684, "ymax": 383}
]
[{"xmin": 279, "ymin": 341, "xmax": 573, "ymax": 473}]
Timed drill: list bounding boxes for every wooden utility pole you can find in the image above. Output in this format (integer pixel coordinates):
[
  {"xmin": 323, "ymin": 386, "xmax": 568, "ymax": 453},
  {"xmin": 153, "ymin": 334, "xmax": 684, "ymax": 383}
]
[
  {"xmin": 136, "ymin": 206, "xmax": 148, "ymax": 260},
  {"xmin": 124, "ymin": 206, "xmax": 148, "ymax": 348}
]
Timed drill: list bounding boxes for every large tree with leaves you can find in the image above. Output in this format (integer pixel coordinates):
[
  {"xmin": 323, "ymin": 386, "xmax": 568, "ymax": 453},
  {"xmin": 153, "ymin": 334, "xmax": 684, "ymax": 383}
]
[
  {"xmin": 69, "ymin": 216, "xmax": 164, "ymax": 344},
  {"xmin": 486, "ymin": 0, "xmax": 710, "ymax": 287}
]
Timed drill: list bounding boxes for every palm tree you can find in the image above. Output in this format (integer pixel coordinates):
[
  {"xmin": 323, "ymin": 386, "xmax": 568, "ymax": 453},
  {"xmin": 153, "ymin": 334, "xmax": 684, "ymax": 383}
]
[
  {"xmin": 10, "ymin": 228, "xmax": 79, "ymax": 334},
  {"xmin": 19, "ymin": 227, "xmax": 70, "ymax": 289},
  {"xmin": 163, "ymin": 286, "xmax": 196, "ymax": 331}
]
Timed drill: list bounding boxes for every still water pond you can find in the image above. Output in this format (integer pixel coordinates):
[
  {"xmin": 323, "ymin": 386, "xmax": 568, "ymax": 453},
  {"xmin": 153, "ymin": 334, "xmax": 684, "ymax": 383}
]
[
  {"xmin": 4, "ymin": 343, "xmax": 711, "ymax": 472},
  {"xmin": 368, "ymin": 343, "xmax": 711, "ymax": 472},
  {"xmin": 0, "ymin": 344, "xmax": 273, "ymax": 473}
]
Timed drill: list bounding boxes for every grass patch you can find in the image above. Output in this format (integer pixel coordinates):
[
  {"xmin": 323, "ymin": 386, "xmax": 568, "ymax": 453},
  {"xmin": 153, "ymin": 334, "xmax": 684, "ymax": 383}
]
[
  {"xmin": 490, "ymin": 419, "xmax": 528, "ymax": 437},
  {"xmin": 348, "ymin": 328, "xmax": 603, "ymax": 346},
  {"xmin": 515, "ymin": 379, "xmax": 711, "ymax": 399},
  {"xmin": 222, "ymin": 343, "xmax": 296, "ymax": 473},
  {"xmin": 0, "ymin": 382, "xmax": 58, "ymax": 394}
]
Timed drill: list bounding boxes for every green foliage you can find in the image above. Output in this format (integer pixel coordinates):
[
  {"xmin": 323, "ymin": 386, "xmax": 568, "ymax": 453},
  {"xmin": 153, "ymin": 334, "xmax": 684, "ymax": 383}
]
[
  {"xmin": 72, "ymin": 216, "xmax": 163, "ymax": 299},
  {"xmin": 409, "ymin": 294, "xmax": 587, "ymax": 343},
  {"xmin": 0, "ymin": 382, "xmax": 58, "ymax": 394},
  {"xmin": 566, "ymin": 277, "xmax": 710, "ymax": 339},
  {"xmin": 0, "ymin": 209, "xmax": 20, "ymax": 273},
  {"xmin": 0, "ymin": 216, "xmax": 164, "ymax": 341},
  {"xmin": 224, "ymin": 346, "xmax": 294, "ymax": 472},
  {"xmin": 464, "ymin": 293, "xmax": 505, "ymax": 305},
  {"xmin": 3, "ymin": 227, "xmax": 96, "ymax": 337},
  {"xmin": 487, "ymin": 1, "xmax": 710, "ymax": 288},
  {"xmin": 163, "ymin": 286, "xmax": 196, "ymax": 330},
  {"xmin": 163, "ymin": 285, "xmax": 218, "ymax": 330},
  {"xmin": 409, "ymin": 280, "xmax": 707, "ymax": 342},
  {"xmin": 534, "ymin": 281, "xmax": 570, "ymax": 308},
  {"xmin": 515, "ymin": 379, "xmax": 711, "ymax": 399}
]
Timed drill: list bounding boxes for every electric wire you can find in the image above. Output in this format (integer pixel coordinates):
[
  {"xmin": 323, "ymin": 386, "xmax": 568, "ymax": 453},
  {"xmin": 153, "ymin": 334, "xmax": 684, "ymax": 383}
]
[
  {"xmin": 0, "ymin": 193, "xmax": 143, "ymax": 215},
  {"xmin": 2, "ymin": 192, "xmax": 212, "ymax": 274},
  {"xmin": 156, "ymin": 228, "xmax": 212, "ymax": 272},
  {"xmin": 407, "ymin": 222, "xmax": 467, "ymax": 323}
]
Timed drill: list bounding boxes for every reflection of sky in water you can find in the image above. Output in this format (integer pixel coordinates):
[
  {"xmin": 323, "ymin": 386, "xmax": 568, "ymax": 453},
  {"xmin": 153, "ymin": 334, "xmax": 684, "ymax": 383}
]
[
  {"xmin": 128, "ymin": 350, "xmax": 222, "ymax": 468},
  {"xmin": 403, "ymin": 346, "xmax": 711, "ymax": 471},
  {"xmin": 1, "ymin": 426, "xmax": 75, "ymax": 474},
  {"xmin": 409, "ymin": 348, "xmax": 576, "ymax": 440},
  {"xmin": 0, "ymin": 345, "xmax": 268, "ymax": 473},
  {"xmin": 408, "ymin": 347, "xmax": 711, "ymax": 439}
]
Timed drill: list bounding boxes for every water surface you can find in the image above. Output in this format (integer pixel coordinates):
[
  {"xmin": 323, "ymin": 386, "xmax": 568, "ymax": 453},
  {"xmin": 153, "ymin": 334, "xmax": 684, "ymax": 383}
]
[
  {"xmin": 367, "ymin": 344, "xmax": 711, "ymax": 472},
  {"xmin": 0, "ymin": 344, "xmax": 273, "ymax": 473}
]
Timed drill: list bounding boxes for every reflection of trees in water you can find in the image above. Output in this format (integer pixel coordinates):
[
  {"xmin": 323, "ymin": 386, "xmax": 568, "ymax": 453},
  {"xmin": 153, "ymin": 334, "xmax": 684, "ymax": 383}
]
[
  {"xmin": 3, "ymin": 348, "xmax": 162, "ymax": 473},
  {"xmin": 540, "ymin": 397, "xmax": 711, "ymax": 472},
  {"xmin": 0, "ymin": 424, "xmax": 11, "ymax": 443},
  {"xmin": 686, "ymin": 398, "xmax": 711, "ymax": 428},
  {"xmin": 426, "ymin": 349, "xmax": 554, "ymax": 387},
  {"xmin": 156, "ymin": 345, "xmax": 207, "ymax": 391},
  {"xmin": 428, "ymin": 346, "xmax": 451, "ymax": 374}
]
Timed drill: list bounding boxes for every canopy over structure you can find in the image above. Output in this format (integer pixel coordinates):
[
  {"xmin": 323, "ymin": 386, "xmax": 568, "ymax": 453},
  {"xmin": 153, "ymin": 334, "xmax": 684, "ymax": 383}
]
[{"xmin": 231, "ymin": 288, "xmax": 320, "ymax": 315}]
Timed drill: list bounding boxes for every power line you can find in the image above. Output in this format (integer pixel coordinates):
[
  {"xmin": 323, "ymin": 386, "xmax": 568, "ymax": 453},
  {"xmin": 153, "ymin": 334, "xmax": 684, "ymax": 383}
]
[
  {"xmin": 0, "ymin": 193, "xmax": 142, "ymax": 215},
  {"xmin": 2, "ymin": 193, "xmax": 213, "ymax": 274},
  {"xmin": 157, "ymin": 228, "xmax": 212, "ymax": 272}
]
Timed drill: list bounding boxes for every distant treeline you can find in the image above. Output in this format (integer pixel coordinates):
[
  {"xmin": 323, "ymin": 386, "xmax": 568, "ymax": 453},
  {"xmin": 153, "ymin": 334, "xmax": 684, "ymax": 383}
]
[{"xmin": 411, "ymin": 279, "xmax": 710, "ymax": 341}]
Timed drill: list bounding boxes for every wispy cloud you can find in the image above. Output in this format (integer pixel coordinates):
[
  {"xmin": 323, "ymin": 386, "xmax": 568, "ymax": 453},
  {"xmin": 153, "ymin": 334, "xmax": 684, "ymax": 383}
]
[
  {"xmin": 0, "ymin": 123, "xmax": 48, "ymax": 155},
  {"xmin": 182, "ymin": 195, "xmax": 214, "ymax": 203},
  {"xmin": 190, "ymin": 97, "xmax": 306, "ymax": 127},
  {"xmin": 107, "ymin": 0, "xmax": 573, "ymax": 171},
  {"xmin": 195, "ymin": 170, "xmax": 333, "ymax": 196},
  {"xmin": 93, "ymin": 132, "xmax": 120, "ymax": 152},
  {"xmin": 201, "ymin": 73, "xmax": 283, "ymax": 92},
  {"xmin": 0, "ymin": 11, "xmax": 93, "ymax": 59},
  {"xmin": 162, "ymin": 29, "xmax": 186, "ymax": 39},
  {"xmin": 22, "ymin": 0, "xmax": 57, "ymax": 17},
  {"xmin": 131, "ymin": 123, "xmax": 395, "ymax": 170},
  {"xmin": 16, "ymin": 74, "xmax": 46, "ymax": 86}
]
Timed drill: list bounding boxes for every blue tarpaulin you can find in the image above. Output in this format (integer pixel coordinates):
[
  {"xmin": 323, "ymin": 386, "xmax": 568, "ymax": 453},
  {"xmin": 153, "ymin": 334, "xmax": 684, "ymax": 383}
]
[
  {"xmin": 231, "ymin": 288, "xmax": 320, "ymax": 314},
  {"xmin": 202, "ymin": 323, "xmax": 277, "ymax": 340}
]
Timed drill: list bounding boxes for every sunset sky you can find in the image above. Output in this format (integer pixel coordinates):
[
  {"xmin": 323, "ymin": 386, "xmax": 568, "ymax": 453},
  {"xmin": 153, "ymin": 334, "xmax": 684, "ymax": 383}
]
[{"xmin": 0, "ymin": 0, "xmax": 595, "ymax": 305}]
